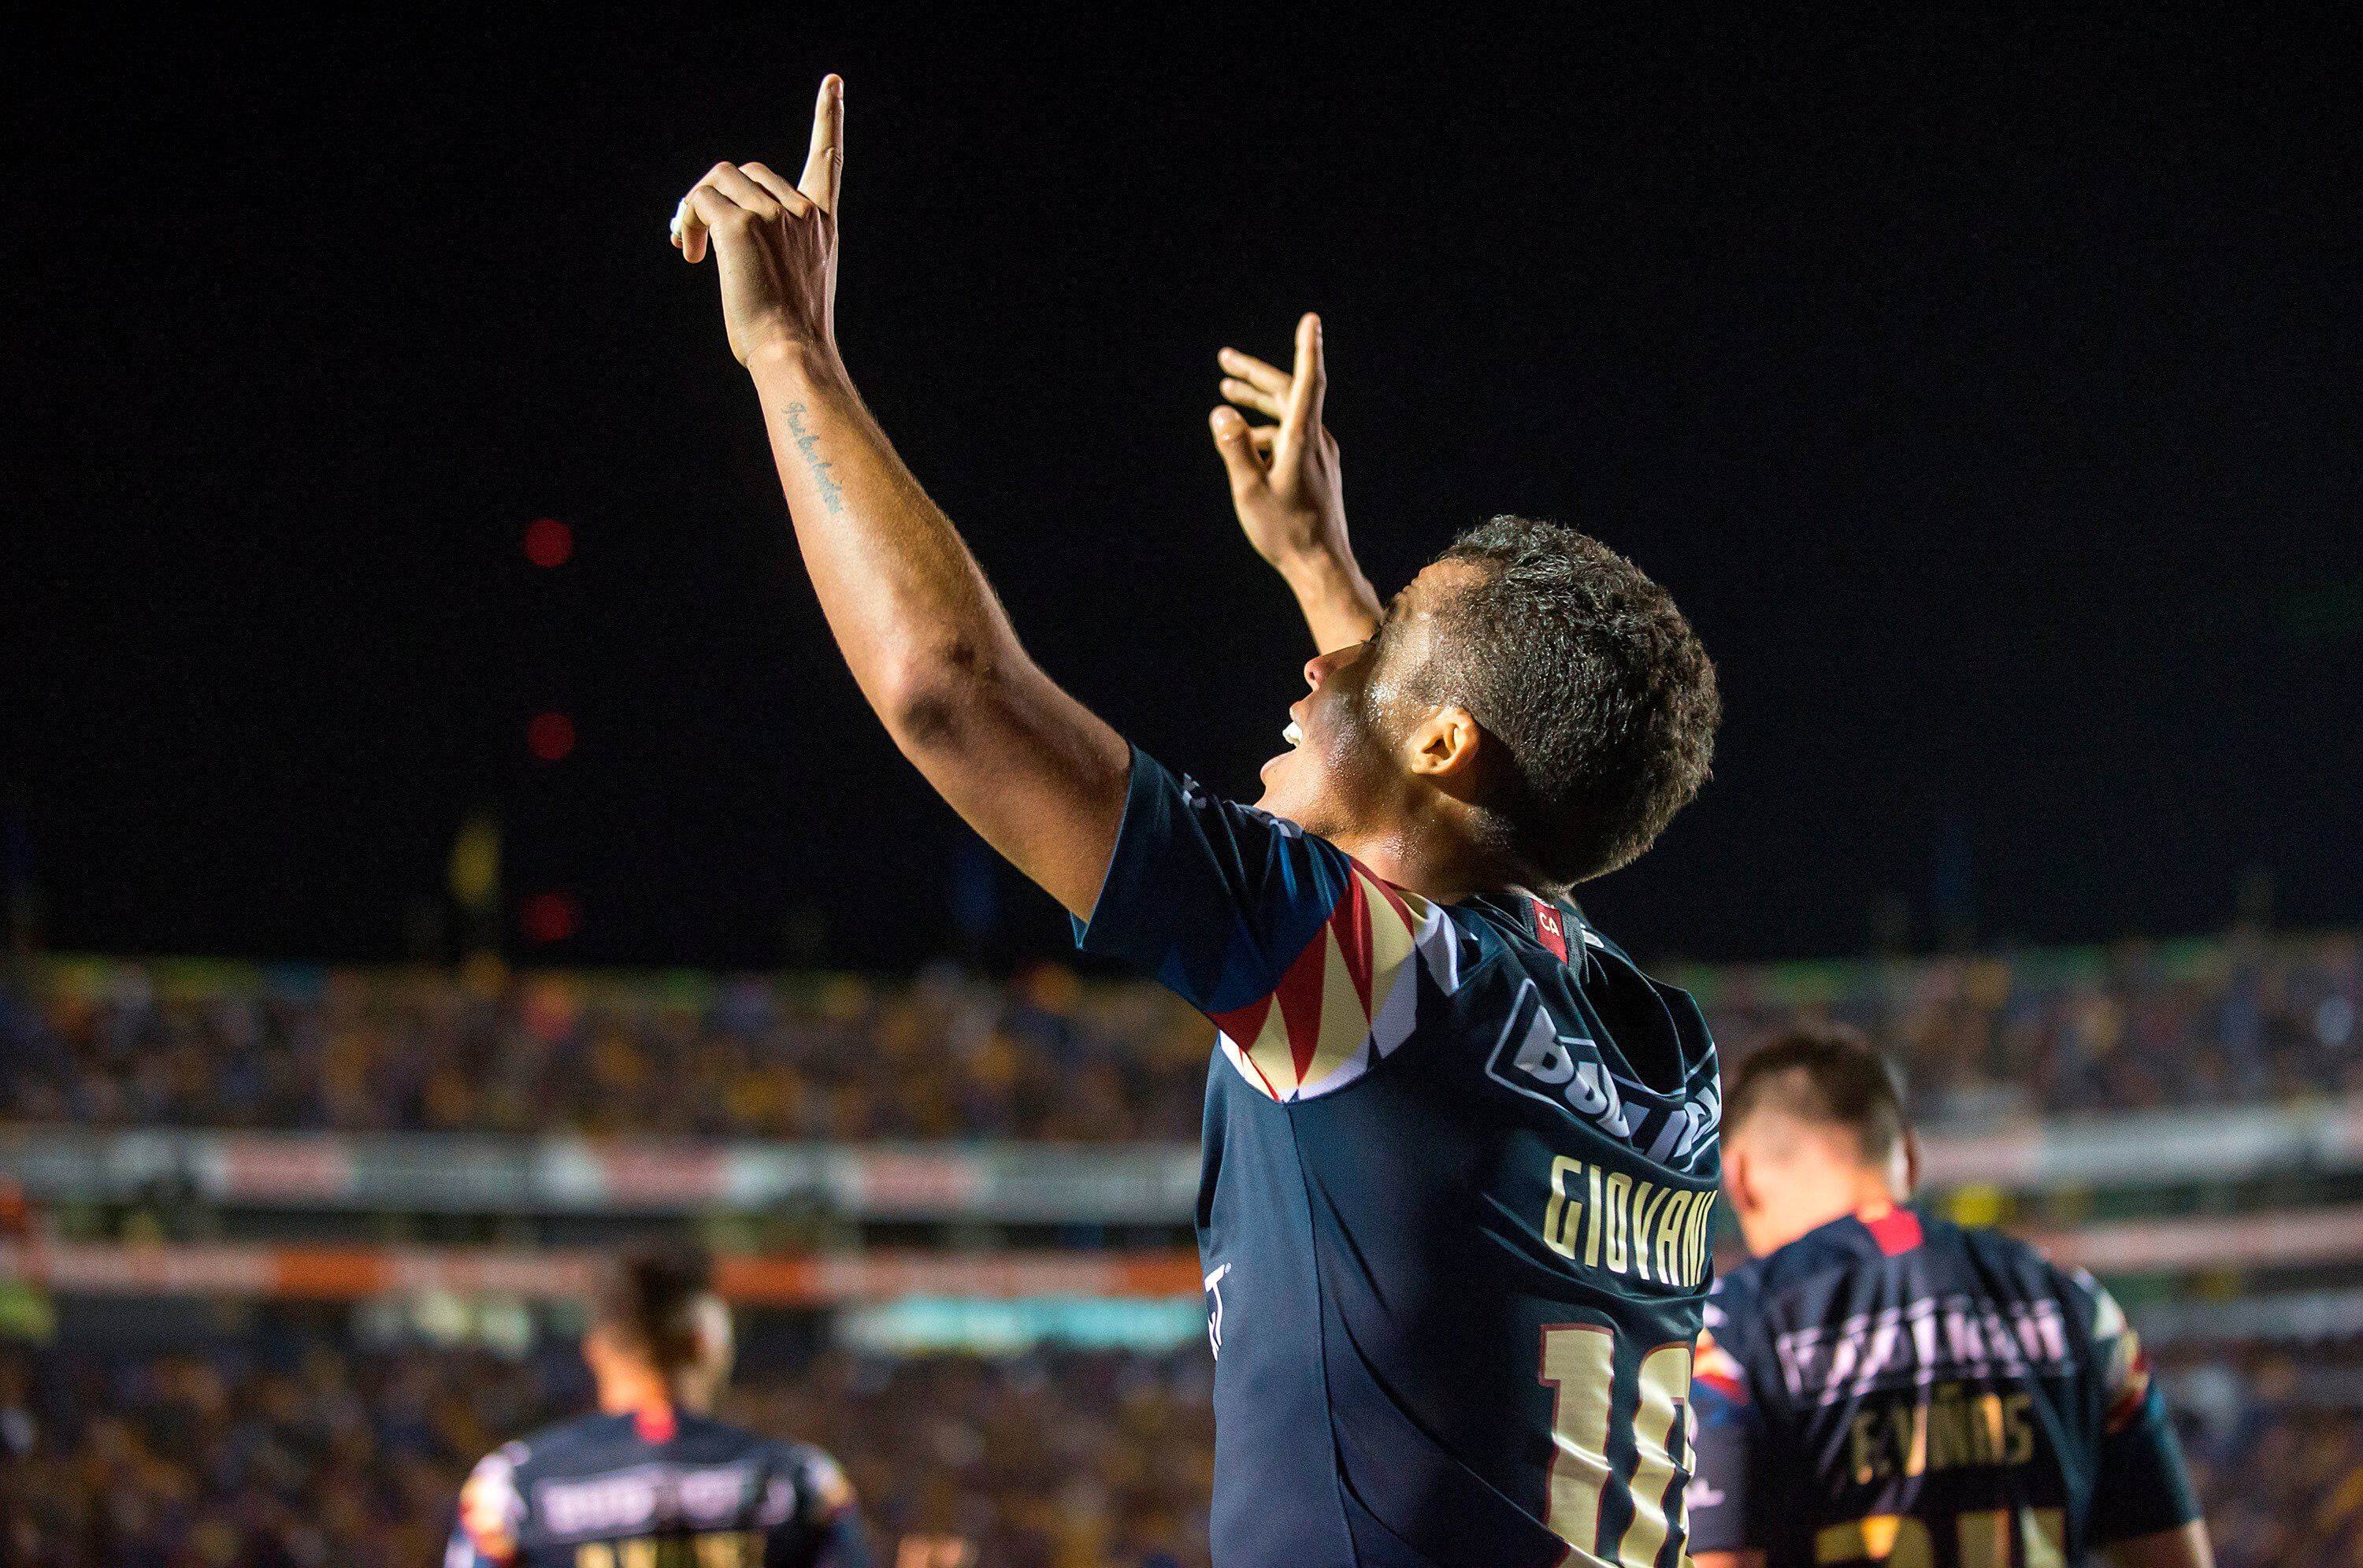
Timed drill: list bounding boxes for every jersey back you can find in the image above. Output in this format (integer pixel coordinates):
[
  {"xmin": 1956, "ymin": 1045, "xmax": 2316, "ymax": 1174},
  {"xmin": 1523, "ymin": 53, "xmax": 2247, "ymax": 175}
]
[
  {"xmin": 1077, "ymin": 749, "xmax": 1723, "ymax": 1567},
  {"xmin": 445, "ymin": 1407, "xmax": 865, "ymax": 1568},
  {"xmin": 1688, "ymin": 1207, "xmax": 2200, "ymax": 1567}
]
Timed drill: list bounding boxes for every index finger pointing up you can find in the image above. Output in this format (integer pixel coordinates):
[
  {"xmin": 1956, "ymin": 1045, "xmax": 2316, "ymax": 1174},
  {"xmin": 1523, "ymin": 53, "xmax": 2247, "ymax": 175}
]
[
  {"xmin": 799, "ymin": 74, "xmax": 845, "ymax": 213},
  {"xmin": 1284, "ymin": 312, "xmax": 1326, "ymax": 442}
]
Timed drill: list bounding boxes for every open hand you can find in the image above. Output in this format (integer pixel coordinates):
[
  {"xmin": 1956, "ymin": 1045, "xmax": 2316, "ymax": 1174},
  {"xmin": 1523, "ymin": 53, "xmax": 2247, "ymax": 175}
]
[
  {"xmin": 671, "ymin": 75, "xmax": 844, "ymax": 365},
  {"xmin": 1209, "ymin": 313, "xmax": 1349, "ymax": 575}
]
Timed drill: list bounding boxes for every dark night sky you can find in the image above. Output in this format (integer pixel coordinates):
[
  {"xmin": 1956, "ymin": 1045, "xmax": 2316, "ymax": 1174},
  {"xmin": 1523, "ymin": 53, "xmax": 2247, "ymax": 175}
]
[{"xmin": 5, "ymin": 8, "xmax": 2357, "ymax": 970}]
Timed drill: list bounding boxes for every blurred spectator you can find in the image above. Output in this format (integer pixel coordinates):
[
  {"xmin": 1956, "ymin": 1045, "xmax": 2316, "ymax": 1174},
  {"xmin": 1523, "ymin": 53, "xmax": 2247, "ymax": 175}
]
[
  {"xmin": 1686, "ymin": 929, "xmax": 2363, "ymax": 1122},
  {"xmin": 0, "ymin": 1336, "xmax": 1212, "ymax": 1568},
  {"xmin": 0, "ymin": 960, "xmax": 1212, "ymax": 1142},
  {"xmin": 2158, "ymin": 1340, "xmax": 2363, "ymax": 1566},
  {"xmin": 1, "ymin": 931, "xmax": 2356, "ymax": 1140},
  {"xmin": 0, "ymin": 1327, "xmax": 2349, "ymax": 1567}
]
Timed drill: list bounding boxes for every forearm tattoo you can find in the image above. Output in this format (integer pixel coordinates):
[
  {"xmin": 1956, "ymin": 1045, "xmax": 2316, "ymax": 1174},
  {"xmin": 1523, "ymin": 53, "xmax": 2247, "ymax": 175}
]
[{"xmin": 781, "ymin": 402, "xmax": 846, "ymax": 516}]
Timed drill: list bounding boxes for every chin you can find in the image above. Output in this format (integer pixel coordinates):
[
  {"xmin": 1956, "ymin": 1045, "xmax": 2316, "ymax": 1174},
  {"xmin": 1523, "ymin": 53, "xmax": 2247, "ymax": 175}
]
[
  {"xmin": 1256, "ymin": 779, "xmax": 1326, "ymax": 835},
  {"xmin": 1254, "ymin": 752, "xmax": 1304, "ymax": 818},
  {"xmin": 1256, "ymin": 742, "xmax": 1355, "ymax": 837}
]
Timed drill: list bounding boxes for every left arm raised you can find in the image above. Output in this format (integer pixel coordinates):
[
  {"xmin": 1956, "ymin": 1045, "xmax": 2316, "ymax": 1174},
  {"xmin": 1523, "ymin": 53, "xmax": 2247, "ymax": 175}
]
[{"xmin": 674, "ymin": 76, "xmax": 1129, "ymax": 917}]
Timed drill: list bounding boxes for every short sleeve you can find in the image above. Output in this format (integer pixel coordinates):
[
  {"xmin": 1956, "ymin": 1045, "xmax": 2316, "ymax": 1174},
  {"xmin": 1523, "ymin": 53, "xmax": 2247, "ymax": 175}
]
[
  {"xmin": 1686, "ymin": 1292, "xmax": 1774, "ymax": 1554},
  {"xmin": 1074, "ymin": 747, "xmax": 1459, "ymax": 1102},
  {"xmin": 762, "ymin": 1445, "xmax": 869, "ymax": 1568},
  {"xmin": 2079, "ymin": 1277, "xmax": 2202, "ymax": 1546},
  {"xmin": 445, "ymin": 1446, "xmax": 525, "ymax": 1566}
]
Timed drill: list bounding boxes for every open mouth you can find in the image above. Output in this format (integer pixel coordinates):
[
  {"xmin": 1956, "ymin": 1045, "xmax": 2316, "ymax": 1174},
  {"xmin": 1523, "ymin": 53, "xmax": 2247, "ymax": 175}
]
[{"xmin": 1260, "ymin": 717, "xmax": 1305, "ymax": 784}]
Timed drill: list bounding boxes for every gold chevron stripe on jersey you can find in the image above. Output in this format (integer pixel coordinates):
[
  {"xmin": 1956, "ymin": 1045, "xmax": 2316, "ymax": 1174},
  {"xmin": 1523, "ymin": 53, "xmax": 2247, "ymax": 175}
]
[{"xmin": 1210, "ymin": 862, "xmax": 1461, "ymax": 1103}]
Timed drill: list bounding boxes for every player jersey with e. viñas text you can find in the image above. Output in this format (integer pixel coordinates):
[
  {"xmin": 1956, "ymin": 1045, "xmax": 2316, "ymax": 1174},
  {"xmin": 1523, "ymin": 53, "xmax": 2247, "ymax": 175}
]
[
  {"xmin": 1687, "ymin": 1205, "xmax": 2200, "ymax": 1566},
  {"xmin": 1076, "ymin": 748, "xmax": 1723, "ymax": 1567}
]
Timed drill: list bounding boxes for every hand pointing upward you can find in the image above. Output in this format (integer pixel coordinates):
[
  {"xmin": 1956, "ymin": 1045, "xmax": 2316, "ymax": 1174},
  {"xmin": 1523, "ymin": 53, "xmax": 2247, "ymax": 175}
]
[{"xmin": 671, "ymin": 74, "xmax": 845, "ymax": 366}]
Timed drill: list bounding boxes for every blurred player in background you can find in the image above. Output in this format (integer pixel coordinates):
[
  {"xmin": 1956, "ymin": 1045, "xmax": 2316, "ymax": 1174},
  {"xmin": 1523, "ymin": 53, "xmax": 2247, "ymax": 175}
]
[
  {"xmin": 1689, "ymin": 1029, "xmax": 2211, "ymax": 1568},
  {"xmin": 446, "ymin": 1245, "xmax": 870, "ymax": 1567},
  {"xmin": 672, "ymin": 74, "xmax": 1724, "ymax": 1566}
]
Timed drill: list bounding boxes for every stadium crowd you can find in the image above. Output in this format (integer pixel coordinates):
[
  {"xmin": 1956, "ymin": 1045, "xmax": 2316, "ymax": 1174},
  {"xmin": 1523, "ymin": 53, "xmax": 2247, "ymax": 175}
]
[
  {"xmin": 2, "ymin": 929, "xmax": 2357, "ymax": 1141},
  {"xmin": 0, "ymin": 1329, "xmax": 2350, "ymax": 1567},
  {"xmin": 0, "ymin": 1333, "xmax": 1214, "ymax": 1567}
]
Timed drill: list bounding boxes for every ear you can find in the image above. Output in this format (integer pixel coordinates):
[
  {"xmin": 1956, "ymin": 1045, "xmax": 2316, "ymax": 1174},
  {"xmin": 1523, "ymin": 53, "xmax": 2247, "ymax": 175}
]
[
  {"xmin": 1722, "ymin": 1140, "xmax": 1757, "ymax": 1222},
  {"xmin": 1403, "ymin": 703, "xmax": 1482, "ymax": 783},
  {"xmin": 693, "ymin": 1294, "xmax": 736, "ymax": 1381}
]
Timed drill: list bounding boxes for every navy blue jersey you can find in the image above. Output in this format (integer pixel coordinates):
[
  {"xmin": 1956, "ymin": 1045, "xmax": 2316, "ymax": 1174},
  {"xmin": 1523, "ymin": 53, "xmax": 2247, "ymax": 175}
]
[
  {"xmin": 1076, "ymin": 749, "xmax": 1723, "ymax": 1566},
  {"xmin": 444, "ymin": 1405, "xmax": 867, "ymax": 1568},
  {"xmin": 1688, "ymin": 1205, "xmax": 2199, "ymax": 1566}
]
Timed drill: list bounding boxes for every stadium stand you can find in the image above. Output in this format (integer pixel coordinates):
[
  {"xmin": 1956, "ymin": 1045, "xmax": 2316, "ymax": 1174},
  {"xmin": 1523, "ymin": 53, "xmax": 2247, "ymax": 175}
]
[
  {"xmin": 1, "ymin": 933, "xmax": 2356, "ymax": 1566},
  {"xmin": 0, "ymin": 1333, "xmax": 2354, "ymax": 1566},
  {"xmin": 0, "ymin": 1335, "xmax": 1217, "ymax": 1567},
  {"xmin": 2, "ymin": 930, "xmax": 2356, "ymax": 1138}
]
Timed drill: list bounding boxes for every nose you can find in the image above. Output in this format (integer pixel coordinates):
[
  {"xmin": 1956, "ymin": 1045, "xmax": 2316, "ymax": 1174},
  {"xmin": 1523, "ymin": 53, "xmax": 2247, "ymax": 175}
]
[{"xmin": 1304, "ymin": 645, "xmax": 1356, "ymax": 691}]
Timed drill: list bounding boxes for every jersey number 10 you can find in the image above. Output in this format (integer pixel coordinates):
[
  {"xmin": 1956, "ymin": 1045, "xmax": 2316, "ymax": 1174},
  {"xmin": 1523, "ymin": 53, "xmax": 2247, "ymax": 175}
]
[
  {"xmin": 1539, "ymin": 1325, "xmax": 1692, "ymax": 1566},
  {"xmin": 1817, "ymin": 1509, "xmax": 2068, "ymax": 1567}
]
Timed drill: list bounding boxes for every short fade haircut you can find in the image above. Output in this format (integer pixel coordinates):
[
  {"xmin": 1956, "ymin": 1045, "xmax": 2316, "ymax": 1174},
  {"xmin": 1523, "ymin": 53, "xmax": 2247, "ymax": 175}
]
[
  {"xmin": 1430, "ymin": 517, "xmax": 1719, "ymax": 886},
  {"xmin": 590, "ymin": 1241, "xmax": 715, "ymax": 1373},
  {"xmin": 1724, "ymin": 1027, "xmax": 1910, "ymax": 1166}
]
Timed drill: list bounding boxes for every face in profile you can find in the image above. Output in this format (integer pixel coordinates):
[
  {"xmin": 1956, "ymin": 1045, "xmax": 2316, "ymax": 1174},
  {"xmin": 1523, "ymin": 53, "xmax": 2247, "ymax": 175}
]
[{"xmin": 1254, "ymin": 559, "xmax": 1479, "ymax": 839}]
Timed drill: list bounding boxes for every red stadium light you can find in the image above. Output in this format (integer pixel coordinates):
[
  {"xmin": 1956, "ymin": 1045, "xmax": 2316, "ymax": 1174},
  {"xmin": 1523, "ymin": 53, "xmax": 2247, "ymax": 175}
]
[
  {"xmin": 523, "ymin": 517, "xmax": 573, "ymax": 568},
  {"xmin": 526, "ymin": 711, "xmax": 576, "ymax": 762},
  {"xmin": 521, "ymin": 891, "xmax": 581, "ymax": 944}
]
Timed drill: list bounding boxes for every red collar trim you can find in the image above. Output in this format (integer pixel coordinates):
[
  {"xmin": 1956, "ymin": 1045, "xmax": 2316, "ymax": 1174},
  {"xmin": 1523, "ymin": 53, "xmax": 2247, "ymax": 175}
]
[
  {"xmin": 632, "ymin": 1402, "xmax": 677, "ymax": 1444},
  {"xmin": 1857, "ymin": 1203, "xmax": 1924, "ymax": 1256},
  {"xmin": 1528, "ymin": 896, "xmax": 1571, "ymax": 962}
]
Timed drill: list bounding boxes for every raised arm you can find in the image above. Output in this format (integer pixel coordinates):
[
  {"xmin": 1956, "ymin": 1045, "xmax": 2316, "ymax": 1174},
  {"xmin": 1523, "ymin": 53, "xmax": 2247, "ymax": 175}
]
[
  {"xmin": 1207, "ymin": 313, "xmax": 1384, "ymax": 651},
  {"xmin": 673, "ymin": 77, "xmax": 1129, "ymax": 917},
  {"xmin": 2098, "ymin": 1522, "xmax": 2213, "ymax": 1568}
]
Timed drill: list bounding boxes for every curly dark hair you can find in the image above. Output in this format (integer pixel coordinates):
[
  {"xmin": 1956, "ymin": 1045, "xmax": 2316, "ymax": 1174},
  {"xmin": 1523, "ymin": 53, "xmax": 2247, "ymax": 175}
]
[{"xmin": 1429, "ymin": 517, "xmax": 1719, "ymax": 886}]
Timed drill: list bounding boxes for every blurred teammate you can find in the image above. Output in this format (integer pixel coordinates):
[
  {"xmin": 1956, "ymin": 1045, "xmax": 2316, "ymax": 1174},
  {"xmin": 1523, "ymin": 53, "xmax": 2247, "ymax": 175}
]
[
  {"xmin": 1690, "ymin": 1030, "xmax": 2210, "ymax": 1568},
  {"xmin": 673, "ymin": 76, "xmax": 1723, "ymax": 1565},
  {"xmin": 446, "ymin": 1245, "xmax": 869, "ymax": 1567}
]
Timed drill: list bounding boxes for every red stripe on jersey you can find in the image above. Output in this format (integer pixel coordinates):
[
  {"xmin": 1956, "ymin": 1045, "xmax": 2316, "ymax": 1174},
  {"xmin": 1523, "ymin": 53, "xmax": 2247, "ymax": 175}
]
[
  {"xmin": 1210, "ymin": 992, "xmax": 1274, "ymax": 1056},
  {"xmin": 1859, "ymin": 1203, "xmax": 1924, "ymax": 1255},
  {"xmin": 1370, "ymin": 873, "xmax": 1418, "ymax": 935},
  {"xmin": 2104, "ymin": 1340, "xmax": 2154, "ymax": 1433},
  {"xmin": 1334, "ymin": 871, "xmax": 1376, "ymax": 1014},
  {"xmin": 1271, "ymin": 931, "xmax": 1332, "ymax": 1082}
]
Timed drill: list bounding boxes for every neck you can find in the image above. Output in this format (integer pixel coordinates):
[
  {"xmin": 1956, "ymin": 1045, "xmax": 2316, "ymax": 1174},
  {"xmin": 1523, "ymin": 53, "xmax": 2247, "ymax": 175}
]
[
  {"xmin": 1330, "ymin": 801, "xmax": 1532, "ymax": 906},
  {"xmin": 595, "ymin": 1363, "xmax": 710, "ymax": 1418},
  {"xmin": 1744, "ymin": 1165, "xmax": 1903, "ymax": 1258}
]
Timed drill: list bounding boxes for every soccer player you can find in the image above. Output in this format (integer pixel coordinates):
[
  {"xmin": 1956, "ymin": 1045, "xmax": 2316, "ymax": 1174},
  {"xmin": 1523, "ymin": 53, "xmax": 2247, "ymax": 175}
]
[
  {"xmin": 672, "ymin": 76, "xmax": 1723, "ymax": 1565},
  {"xmin": 1688, "ymin": 1030, "xmax": 2212, "ymax": 1568},
  {"xmin": 446, "ymin": 1245, "xmax": 869, "ymax": 1567}
]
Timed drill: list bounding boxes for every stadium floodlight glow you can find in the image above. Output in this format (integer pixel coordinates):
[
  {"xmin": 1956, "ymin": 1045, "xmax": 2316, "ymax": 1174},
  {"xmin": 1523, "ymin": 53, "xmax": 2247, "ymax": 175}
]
[
  {"xmin": 526, "ymin": 711, "xmax": 576, "ymax": 762},
  {"xmin": 521, "ymin": 891, "xmax": 581, "ymax": 944},
  {"xmin": 522, "ymin": 517, "xmax": 573, "ymax": 568}
]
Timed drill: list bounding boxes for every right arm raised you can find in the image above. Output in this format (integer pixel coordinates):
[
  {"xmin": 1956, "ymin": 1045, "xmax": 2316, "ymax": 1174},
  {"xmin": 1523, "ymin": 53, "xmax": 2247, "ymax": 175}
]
[
  {"xmin": 1207, "ymin": 313, "xmax": 1384, "ymax": 652},
  {"xmin": 2098, "ymin": 1522, "xmax": 2213, "ymax": 1568},
  {"xmin": 673, "ymin": 78, "xmax": 1130, "ymax": 921}
]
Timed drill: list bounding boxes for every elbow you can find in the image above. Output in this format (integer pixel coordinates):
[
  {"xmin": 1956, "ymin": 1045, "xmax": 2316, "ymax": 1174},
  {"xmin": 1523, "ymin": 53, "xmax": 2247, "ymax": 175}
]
[{"xmin": 877, "ymin": 636, "xmax": 1009, "ymax": 749}]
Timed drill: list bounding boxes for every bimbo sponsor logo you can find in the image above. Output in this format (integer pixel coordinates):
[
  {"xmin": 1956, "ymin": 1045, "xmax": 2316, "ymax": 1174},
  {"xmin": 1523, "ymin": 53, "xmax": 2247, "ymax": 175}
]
[{"xmin": 1483, "ymin": 980, "xmax": 1718, "ymax": 1170}]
